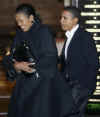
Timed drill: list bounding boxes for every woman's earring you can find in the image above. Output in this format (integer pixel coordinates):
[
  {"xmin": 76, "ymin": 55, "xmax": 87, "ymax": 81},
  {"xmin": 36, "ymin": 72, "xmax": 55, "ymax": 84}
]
[{"xmin": 32, "ymin": 20, "xmax": 35, "ymax": 24}]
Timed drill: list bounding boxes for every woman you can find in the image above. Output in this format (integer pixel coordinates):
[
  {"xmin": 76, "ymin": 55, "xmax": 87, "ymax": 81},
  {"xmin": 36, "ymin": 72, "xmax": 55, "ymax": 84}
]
[{"xmin": 3, "ymin": 3, "xmax": 74, "ymax": 117}]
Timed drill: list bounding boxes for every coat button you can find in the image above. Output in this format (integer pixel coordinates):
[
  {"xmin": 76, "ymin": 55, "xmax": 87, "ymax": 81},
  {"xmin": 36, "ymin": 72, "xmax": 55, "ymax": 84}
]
[{"xmin": 65, "ymin": 73, "xmax": 69, "ymax": 81}]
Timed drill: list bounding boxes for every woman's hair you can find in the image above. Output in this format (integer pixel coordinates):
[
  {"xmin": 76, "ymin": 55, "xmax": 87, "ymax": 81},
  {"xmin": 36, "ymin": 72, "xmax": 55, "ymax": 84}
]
[{"xmin": 16, "ymin": 3, "xmax": 41, "ymax": 24}]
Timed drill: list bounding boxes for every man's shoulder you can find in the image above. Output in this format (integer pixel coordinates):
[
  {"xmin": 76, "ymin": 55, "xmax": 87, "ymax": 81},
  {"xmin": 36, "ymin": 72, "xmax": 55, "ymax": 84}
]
[
  {"xmin": 78, "ymin": 27, "xmax": 92, "ymax": 37},
  {"xmin": 77, "ymin": 27, "xmax": 93, "ymax": 44}
]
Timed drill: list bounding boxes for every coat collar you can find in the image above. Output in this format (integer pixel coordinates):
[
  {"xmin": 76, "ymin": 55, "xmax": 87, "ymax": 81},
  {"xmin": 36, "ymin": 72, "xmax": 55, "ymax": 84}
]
[{"xmin": 65, "ymin": 26, "xmax": 82, "ymax": 63}]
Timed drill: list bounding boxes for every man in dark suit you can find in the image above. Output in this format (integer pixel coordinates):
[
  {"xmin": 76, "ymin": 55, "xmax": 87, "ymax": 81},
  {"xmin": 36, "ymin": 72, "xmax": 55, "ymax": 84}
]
[{"xmin": 60, "ymin": 6, "xmax": 99, "ymax": 117}]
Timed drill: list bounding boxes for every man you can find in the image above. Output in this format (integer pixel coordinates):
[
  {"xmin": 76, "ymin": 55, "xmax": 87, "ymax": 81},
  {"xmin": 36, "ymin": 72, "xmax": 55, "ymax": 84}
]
[{"xmin": 60, "ymin": 6, "xmax": 99, "ymax": 117}]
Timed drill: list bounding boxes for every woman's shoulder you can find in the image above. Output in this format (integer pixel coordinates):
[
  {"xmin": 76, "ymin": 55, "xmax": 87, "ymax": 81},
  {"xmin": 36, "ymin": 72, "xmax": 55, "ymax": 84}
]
[
  {"xmin": 37, "ymin": 24, "xmax": 53, "ymax": 34},
  {"xmin": 39, "ymin": 24, "xmax": 48, "ymax": 29}
]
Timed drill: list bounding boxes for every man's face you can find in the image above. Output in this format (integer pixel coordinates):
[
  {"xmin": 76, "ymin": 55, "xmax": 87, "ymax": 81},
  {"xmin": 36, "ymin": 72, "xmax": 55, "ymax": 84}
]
[{"xmin": 60, "ymin": 10, "xmax": 77, "ymax": 31}]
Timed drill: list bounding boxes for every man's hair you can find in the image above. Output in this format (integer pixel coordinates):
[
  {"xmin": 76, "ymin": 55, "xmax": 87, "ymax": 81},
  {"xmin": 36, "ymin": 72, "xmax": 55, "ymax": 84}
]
[{"xmin": 64, "ymin": 6, "xmax": 81, "ymax": 23}]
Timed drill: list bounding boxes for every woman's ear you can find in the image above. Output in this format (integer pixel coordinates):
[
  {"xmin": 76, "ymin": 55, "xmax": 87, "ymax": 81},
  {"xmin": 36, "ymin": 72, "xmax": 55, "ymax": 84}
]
[{"xmin": 29, "ymin": 15, "xmax": 35, "ymax": 23}]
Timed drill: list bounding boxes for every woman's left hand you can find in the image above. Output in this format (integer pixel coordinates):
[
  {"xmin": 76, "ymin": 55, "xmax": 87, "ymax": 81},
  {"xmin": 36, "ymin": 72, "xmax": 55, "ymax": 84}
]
[{"xmin": 13, "ymin": 60, "xmax": 36, "ymax": 73}]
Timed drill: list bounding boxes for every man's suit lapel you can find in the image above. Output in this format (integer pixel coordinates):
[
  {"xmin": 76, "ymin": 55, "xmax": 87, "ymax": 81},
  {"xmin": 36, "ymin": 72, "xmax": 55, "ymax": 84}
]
[{"xmin": 65, "ymin": 27, "xmax": 81, "ymax": 64}]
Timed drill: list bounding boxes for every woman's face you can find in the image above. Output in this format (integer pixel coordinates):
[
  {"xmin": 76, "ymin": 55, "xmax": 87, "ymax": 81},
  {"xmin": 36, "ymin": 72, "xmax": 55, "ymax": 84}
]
[{"xmin": 15, "ymin": 12, "xmax": 34, "ymax": 32}]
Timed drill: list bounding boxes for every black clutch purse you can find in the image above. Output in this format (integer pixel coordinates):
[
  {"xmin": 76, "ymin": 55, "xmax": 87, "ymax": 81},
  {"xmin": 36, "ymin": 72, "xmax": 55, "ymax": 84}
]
[
  {"xmin": 12, "ymin": 40, "xmax": 39, "ymax": 78},
  {"xmin": 13, "ymin": 40, "xmax": 34, "ymax": 63}
]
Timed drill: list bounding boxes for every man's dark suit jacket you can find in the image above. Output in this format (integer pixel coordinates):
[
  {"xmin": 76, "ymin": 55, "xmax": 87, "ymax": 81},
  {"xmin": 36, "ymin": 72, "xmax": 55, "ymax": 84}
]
[{"xmin": 61, "ymin": 27, "xmax": 99, "ymax": 92}]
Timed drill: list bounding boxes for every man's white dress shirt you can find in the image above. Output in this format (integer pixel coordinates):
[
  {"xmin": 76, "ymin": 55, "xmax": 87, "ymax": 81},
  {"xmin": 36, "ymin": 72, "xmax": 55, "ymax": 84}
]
[{"xmin": 65, "ymin": 24, "xmax": 79, "ymax": 59}]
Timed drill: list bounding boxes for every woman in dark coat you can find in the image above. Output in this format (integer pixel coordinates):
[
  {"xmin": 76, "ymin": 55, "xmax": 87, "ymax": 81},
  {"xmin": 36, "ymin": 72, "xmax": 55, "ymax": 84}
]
[{"xmin": 3, "ymin": 3, "xmax": 74, "ymax": 117}]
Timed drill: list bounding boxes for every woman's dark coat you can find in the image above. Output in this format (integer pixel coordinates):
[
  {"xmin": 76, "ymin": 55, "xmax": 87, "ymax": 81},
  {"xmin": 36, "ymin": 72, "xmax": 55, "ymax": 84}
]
[{"xmin": 3, "ymin": 23, "xmax": 74, "ymax": 117}]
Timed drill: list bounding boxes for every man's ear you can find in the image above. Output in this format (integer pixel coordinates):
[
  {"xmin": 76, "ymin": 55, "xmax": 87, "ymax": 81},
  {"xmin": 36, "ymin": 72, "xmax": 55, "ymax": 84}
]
[{"xmin": 73, "ymin": 17, "xmax": 79, "ymax": 24}]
